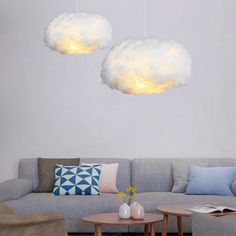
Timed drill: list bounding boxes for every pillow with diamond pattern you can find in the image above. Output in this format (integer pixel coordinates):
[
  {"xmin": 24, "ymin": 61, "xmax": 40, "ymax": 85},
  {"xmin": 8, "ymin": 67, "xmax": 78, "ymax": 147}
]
[{"xmin": 52, "ymin": 164, "xmax": 102, "ymax": 195}]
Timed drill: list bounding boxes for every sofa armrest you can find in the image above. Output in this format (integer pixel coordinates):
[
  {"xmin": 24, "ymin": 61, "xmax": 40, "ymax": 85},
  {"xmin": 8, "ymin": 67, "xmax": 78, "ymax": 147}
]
[{"xmin": 0, "ymin": 179, "xmax": 33, "ymax": 202}]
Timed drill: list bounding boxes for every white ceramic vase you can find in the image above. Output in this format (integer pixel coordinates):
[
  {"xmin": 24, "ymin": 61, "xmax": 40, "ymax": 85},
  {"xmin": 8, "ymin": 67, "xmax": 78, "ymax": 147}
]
[{"xmin": 119, "ymin": 203, "xmax": 131, "ymax": 219}]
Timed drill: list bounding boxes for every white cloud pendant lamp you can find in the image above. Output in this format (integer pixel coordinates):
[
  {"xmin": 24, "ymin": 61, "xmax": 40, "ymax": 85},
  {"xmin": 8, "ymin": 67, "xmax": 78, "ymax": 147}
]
[
  {"xmin": 44, "ymin": 2, "xmax": 112, "ymax": 55},
  {"xmin": 101, "ymin": 39, "xmax": 191, "ymax": 94},
  {"xmin": 101, "ymin": 0, "xmax": 191, "ymax": 94}
]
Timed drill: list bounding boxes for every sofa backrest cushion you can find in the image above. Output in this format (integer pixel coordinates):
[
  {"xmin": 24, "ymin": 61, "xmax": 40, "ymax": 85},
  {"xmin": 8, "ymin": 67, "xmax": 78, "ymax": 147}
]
[
  {"xmin": 19, "ymin": 159, "xmax": 38, "ymax": 190},
  {"xmin": 131, "ymin": 158, "xmax": 236, "ymax": 193},
  {"xmin": 19, "ymin": 158, "xmax": 130, "ymax": 192},
  {"xmin": 131, "ymin": 158, "xmax": 174, "ymax": 192}
]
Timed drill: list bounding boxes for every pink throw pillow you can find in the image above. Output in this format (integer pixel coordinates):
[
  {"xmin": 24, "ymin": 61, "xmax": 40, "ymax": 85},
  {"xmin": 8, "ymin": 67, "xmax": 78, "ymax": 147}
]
[
  {"xmin": 99, "ymin": 163, "xmax": 119, "ymax": 193},
  {"xmin": 82, "ymin": 163, "xmax": 119, "ymax": 193}
]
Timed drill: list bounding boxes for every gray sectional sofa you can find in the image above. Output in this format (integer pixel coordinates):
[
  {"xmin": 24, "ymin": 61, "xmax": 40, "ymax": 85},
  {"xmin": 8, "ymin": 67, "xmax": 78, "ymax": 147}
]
[{"xmin": 1, "ymin": 158, "xmax": 236, "ymax": 233}]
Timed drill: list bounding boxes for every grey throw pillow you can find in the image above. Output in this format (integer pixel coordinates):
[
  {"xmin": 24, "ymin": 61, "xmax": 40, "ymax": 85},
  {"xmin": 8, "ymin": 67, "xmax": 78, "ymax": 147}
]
[
  {"xmin": 171, "ymin": 162, "xmax": 189, "ymax": 193},
  {"xmin": 35, "ymin": 158, "xmax": 80, "ymax": 193}
]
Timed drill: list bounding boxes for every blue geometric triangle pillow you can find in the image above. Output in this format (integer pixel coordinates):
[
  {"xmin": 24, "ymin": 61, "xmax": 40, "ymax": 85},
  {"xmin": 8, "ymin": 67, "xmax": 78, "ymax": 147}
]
[{"xmin": 52, "ymin": 164, "xmax": 102, "ymax": 196}]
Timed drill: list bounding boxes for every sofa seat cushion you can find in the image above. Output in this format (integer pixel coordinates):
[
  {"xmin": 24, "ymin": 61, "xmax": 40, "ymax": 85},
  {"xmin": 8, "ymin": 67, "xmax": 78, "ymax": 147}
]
[
  {"xmin": 5, "ymin": 193, "xmax": 120, "ymax": 218},
  {"xmin": 130, "ymin": 192, "xmax": 236, "ymax": 233},
  {"xmin": 133, "ymin": 192, "xmax": 236, "ymax": 211}
]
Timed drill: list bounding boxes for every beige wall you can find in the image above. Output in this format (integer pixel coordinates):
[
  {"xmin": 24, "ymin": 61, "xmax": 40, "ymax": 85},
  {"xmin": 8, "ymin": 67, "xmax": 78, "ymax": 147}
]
[{"xmin": 0, "ymin": 0, "xmax": 236, "ymax": 182}]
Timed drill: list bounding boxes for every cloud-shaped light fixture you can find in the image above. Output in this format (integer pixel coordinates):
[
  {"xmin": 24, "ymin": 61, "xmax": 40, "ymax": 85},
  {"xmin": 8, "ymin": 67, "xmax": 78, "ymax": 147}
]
[
  {"xmin": 101, "ymin": 39, "xmax": 191, "ymax": 94},
  {"xmin": 44, "ymin": 13, "xmax": 112, "ymax": 55}
]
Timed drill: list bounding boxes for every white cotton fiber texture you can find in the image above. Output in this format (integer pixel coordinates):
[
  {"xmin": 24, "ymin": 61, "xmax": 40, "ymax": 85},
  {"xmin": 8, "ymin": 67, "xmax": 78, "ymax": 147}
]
[
  {"xmin": 101, "ymin": 39, "xmax": 191, "ymax": 94},
  {"xmin": 44, "ymin": 13, "xmax": 112, "ymax": 55}
]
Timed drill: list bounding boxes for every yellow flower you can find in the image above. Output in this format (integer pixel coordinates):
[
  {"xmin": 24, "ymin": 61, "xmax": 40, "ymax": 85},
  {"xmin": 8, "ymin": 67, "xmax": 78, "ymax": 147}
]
[
  {"xmin": 127, "ymin": 186, "xmax": 137, "ymax": 195},
  {"xmin": 117, "ymin": 186, "xmax": 137, "ymax": 203},
  {"xmin": 117, "ymin": 192, "xmax": 126, "ymax": 203}
]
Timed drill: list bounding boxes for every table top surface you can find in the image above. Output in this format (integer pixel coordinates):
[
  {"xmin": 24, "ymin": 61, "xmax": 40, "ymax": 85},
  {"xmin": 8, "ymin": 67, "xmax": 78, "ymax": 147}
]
[
  {"xmin": 157, "ymin": 204, "xmax": 236, "ymax": 217},
  {"xmin": 82, "ymin": 213, "xmax": 163, "ymax": 225},
  {"xmin": 157, "ymin": 205, "xmax": 194, "ymax": 217}
]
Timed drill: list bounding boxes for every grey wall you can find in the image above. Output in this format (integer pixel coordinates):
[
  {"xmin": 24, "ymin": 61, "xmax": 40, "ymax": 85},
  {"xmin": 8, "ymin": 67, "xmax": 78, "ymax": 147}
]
[{"xmin": 0, "ymin": 0, "xmax": 236, "ymax": 182}]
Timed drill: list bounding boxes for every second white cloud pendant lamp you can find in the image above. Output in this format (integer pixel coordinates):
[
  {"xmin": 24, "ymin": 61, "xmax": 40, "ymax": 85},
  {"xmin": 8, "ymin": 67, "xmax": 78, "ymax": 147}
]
[
  {"xmin": 101, "ymin": 0, "xmax": 191, "ymax": 94},
  {"xmin": 44, "ymin": 1, "xmax": 112, "ymax": 55}
]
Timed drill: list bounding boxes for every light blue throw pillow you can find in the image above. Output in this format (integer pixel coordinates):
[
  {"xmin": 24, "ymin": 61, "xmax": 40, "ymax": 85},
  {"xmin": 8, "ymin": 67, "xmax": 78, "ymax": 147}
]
[
  {"xmin": 53, "ymin": 164, "xmax": 102, "ymax": 196},
  {"xmin": 185, "ymin": 166, "xmax": 236, "ymax": 196}
]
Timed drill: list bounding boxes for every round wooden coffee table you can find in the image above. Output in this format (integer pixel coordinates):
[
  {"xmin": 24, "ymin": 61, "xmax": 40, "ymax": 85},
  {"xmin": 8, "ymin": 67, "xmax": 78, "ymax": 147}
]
[
  {"xmin": 82, "ymin": 212, "xmax": 163, "ymax": 236},
  {"xmin": 157, "ymin": 205, "xmax": 193, "ymax": 236}
]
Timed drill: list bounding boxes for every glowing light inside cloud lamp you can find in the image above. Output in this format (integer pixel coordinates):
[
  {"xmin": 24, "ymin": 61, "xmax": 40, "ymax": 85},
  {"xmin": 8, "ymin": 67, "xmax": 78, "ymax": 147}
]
[
  {"xmin": 101, "ymin": 0, "xmax": 191, "ymax": 94},
  {"xmin": 44, "ymin": 1, "xmax": 112, "ymax": 55}
]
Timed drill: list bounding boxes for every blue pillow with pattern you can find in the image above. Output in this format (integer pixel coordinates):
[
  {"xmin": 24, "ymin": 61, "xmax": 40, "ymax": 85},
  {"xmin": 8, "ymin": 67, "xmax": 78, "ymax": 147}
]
[{"xmin": 52, "ymin": 164, "xmax": 102, "ymax": 195}]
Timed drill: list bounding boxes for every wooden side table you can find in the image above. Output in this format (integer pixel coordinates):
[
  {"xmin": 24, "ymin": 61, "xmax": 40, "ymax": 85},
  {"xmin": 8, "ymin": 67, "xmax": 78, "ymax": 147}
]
[
  {"xmin": 157, "ymin": 205, "xmax": 193, "ymax": 236},
  {"xmin": 82, "ymin": 212, "xmax": 163, "ymax": 236}
]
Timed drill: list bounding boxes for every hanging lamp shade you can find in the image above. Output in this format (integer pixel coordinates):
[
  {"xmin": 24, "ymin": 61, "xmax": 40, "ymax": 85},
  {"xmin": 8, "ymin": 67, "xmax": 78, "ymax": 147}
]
[
  {"xmin": 44, "ymin": 13, "xmax": 112, "ymax": 55},
  {"xmin": 101, "ymin": 39, "xmax": 191, "ymax": 94}
]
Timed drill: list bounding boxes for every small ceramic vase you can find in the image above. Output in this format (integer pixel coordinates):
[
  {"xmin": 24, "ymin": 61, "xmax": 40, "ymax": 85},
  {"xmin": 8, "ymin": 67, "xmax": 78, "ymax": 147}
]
[
  {"xmin": 131, "ymin": 201, "xmax": 145, "ymax": 220},
  {"xmin": 119, "ymin": 203, "xmax": 131, "ymax": 219}
]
